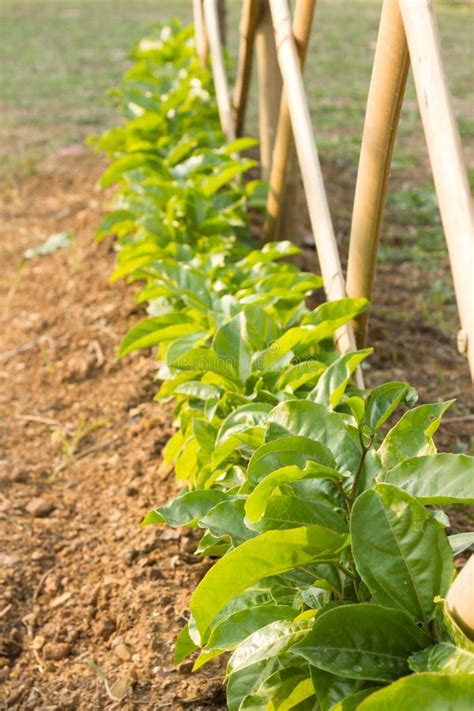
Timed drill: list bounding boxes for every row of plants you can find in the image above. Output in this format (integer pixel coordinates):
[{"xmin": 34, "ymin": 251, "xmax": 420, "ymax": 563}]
[{"xmin": 93, "ymin": 21, "xmax": 474, "ymax": 710}]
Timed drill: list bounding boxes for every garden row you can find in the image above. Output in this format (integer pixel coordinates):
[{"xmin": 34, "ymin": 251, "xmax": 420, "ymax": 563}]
[{"xmin": 93, "ymin": 21, "xmax": 474, "ymax": 710}]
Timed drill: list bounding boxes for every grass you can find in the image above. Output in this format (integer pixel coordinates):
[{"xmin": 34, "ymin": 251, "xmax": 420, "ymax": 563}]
[{"xmin": 0, "ymin": 0, "xmax": 472, "ymax": 322}]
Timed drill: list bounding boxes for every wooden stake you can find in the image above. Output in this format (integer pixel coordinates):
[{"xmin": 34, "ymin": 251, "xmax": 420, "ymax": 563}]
[
  {"xmin": 256, "ymin": 0, "xmax": 282, "ymax": 180},
  {"xmin": 203, "ymin": 0, "xmax": 235, "ymax": 142},
  {"xmin": 264, "ymin": 0, "xmax": 317, "ymax": 243},
  {"xmin": 446, "ymin": 556, "xmax": 474, "ymax": 640},
  {"xmin": 193, "ymin": 0, "xmax": 209, "ymax": 66},
  {"xmin": 400, "ymin": 0, "xmax": 474, "ymax": 380},
  {"xmin": 346, "ymin": 0, "xmax": 409, "ymax": 346},
  {"xmin": 268, "ymin": 0, "xmax": 360, "ymax": 364},
  {"xmin": 233, "ymin": 0, "xmax": 260, "ymax": 137}
]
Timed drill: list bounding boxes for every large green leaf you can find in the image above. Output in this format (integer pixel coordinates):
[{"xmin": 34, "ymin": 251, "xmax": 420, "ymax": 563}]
[
  {"xmin": 189, "ymin": 526, "xmax": 348, "ymax": 641},
  {"xmin": 309, "ymin": 349, "xmax": 372, "ymax": 408},
  {"xmin": 382, "ymin": 453, "xmax": 474, "ymax": 504},
  {"xmin": 409, "ymin": 643, "xmax": 474, "ymax": 674},
  {"xmin": 266, "ymin": 400, "xmax": 362, "ymax": 473},
  {"xmin": 351, "ymin": 484, "xmax": 453, "ymax": 622},
  {"xmin": 293, "ymin": 604, "xmax": 429, "ymax": 682},
  {"xmin": 357, "ymin": 673, "xmax": 474, "ymax": 710},
  {"xmin": 378, "ymin": 401, "xmax": 453, "ymax": 470}
]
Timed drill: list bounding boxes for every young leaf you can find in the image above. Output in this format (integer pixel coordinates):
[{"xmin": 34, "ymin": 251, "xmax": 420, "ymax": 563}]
[
  {"xmin": 141, "ymin": 489, "xmax": 230, "ymax": 527},
  {"xmin": 118, "ymin": 314, "xmax": 200, "ymax": 357},
  {"xmin": 293, "ymin": 604, "xmax": 430, "ymax": 682},
  {"xmin": 378, "ymin": 401, "xmax": 454, "ymax": 470},
  {"xmin": 245, "ymin": 464, "xmax": 342, "ymax": 524},
  {"xmin": 351, "ymin": 483, "xmax": 453, "ymax": 623},
  {"xmin": 365, "ymin": 381, "xmax": 417, "ymax": 431},
  {"xmin": 309, "ymin": 349, "xmax": 372, "ymax": 409},
  {"xmin": 228, "ymin": 619, "xmax": 313, "ymax": 674}
]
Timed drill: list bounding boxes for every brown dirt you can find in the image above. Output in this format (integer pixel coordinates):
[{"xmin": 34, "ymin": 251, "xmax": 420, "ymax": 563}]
[
  {"xmin": 0, "ymin": 151, "xmax": 226, "ymax": 709},
  {"xmin": 0, "ymin": 148, "xmax": 472, "ymax": 710}
]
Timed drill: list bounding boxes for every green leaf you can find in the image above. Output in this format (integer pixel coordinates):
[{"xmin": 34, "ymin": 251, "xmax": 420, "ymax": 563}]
[
  {"xmin": 247, "ymin": 436, "xmax": 336, "ymax": 484},
  {"xmin": 172, "ymin": 347, "xmax": 240, "ymax": 384},
  {"xmin": 205, "ymin": 604, "xmax": 298, "ymax": 652},
  {"xmin": 227, "ymin": 659, "xmax": 281, "ymax": 711},
  {"xmin": 200, "ymin": 498, "xmax": 255, "ymax": 545},
  {"xmin": 202, "ymin": 160, "xmax": 256, "ymax": 196},
  {"xmin": 449, "ymin": 532, "xmax": 474, "ymax": 557},
  {"xmin": 408, "ymin": 643, "xmax": 474, "ymax": 674},
  {"xmin": 190, "ymin": 526, "xmax": 348, "ymax": 641},
  {"xmin": 330, "ymin": 687, "xmax": 381, "ymax": 711},
  {"xmin": 309, "ymin": 667, "xmax": 365, "ymax": 711},
  {"xmin": 382, "ymin": 453, "xmax": 474, "ymax": 505},
  {"xmin": 256, "ymin": 495, "xmax": 348, "ymax": 535},
  {"xmin": 245, "ymin": 464, "xmax": 342, "ymax": 523},
  {"xmin": 365, "ymin": 381, "xmax": 417, "ymax": 431},
  {"xmin": 250, "ymin": 665, "xmax": 315, "ymax": 711},
  {"xmin": 141, "ymin": 489, "xmax": 230, "ymax": 527},
  {"xmin": 228, "ymin": 619, "xmax": 313, "ymax": 674},
  {"xmin": 216, "ymin": 403, "xmax": 273, "ymax": 444},
  {"xmin": 174, "ymin": 623, "xmax": 197, "ymax": 664},
  {"xmin": 293, "ymin": 604, "xmax": 429, "ymax": 682},
  {"xmin": 213, "ymin": 313, "xmax": 252, "ymax": 382},
  {"xmin": 266, "ymin": 400, "xmax": 362, "ymax": 473},
  {"xmin": 356, "ymin": 673, "xmax": 474, "ymax": 710},
  {"xmin": 351, "ymin": 483, "xmax": 453, "ymax": 622},
  {"xmin": 309, "ymin": 349, "xmax": 372, "ymax": 408},
  {"xmin": 118, "ymin": 314, "xmax": 200, "ymax": 357},
  {"xmin": 275, "ymin": 361, "xmax": 326, "ymax": 393},
  {"xmin": 378, "ymin": 401, "xmax": 453, "ymax": 470},
  {"xmin": 303, "ymin": 298, "xmax": 369, "ymax": 340}
]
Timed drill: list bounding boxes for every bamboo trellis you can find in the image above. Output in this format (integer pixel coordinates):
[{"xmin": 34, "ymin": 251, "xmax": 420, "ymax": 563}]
[{"xmin": 195, "ymin": 0, "xmax": 474, "ymax": 381}]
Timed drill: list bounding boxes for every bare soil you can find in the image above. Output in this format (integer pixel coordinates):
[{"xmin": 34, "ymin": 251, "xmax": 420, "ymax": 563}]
[
  {"xmin": 0, "ymin": 151, "xmax": 226, "ymax": 709},
  {"xmin": 0, "ymin": 149, "xmax": 472, "ymax": 710}
]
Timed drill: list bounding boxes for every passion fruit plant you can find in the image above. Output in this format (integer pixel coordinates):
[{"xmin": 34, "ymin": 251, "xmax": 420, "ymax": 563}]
[{"xmin": 94, "ymin": 20, "xmax": 474, "ymax": 710}]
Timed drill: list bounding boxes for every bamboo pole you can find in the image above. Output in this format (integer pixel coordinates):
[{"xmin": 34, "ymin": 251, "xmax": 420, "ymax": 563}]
[
  {"xmin": 193, "ymin": 0, "xmax": 209, "ymax": 66},
  {"xmin": 268, "ymin": 0, "xmax": 360, "ymax": 362},
  {"xmin": 446, "ymin": 556, "xmax": 474, "ymax": 640},
  {"xmin": 264, "ymin": 0, "xmax": 317, "ymax": 242},
  {"xmin": 256, "ymin": 0, "xmax": 282, "ymax": 179},
  {"xmin": 346, "ymin": 0, "xmax": 409, "ymax": 346},
  {"xmin": 233, "ymin": 0, "xmax": 260, "ymax": 137},
  {"xmin": 203, "ymin": 0, "xmax": 235, "ymax": 142},
  {"xmin": 217, "ymin": 0, "xmax": 227, "ymax": 47},
  {"xmin": 400, "ymin": 0, "xmax": 474, "ymax": 380}
]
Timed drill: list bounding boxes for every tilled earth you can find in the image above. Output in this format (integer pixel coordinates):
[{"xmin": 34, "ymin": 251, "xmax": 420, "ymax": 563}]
[
  {"xmin": 0, "ymin": 149, "xmax": 472, "ymax": 709},
  {"xmin": 0, "ymin": 151, "xmax": 226, "ymax": 709}
]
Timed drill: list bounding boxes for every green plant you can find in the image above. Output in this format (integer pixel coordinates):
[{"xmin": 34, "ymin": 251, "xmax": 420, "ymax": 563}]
[{"xmin": 96, "ymin": 20, "xmax": 474, "ymax": 710}]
